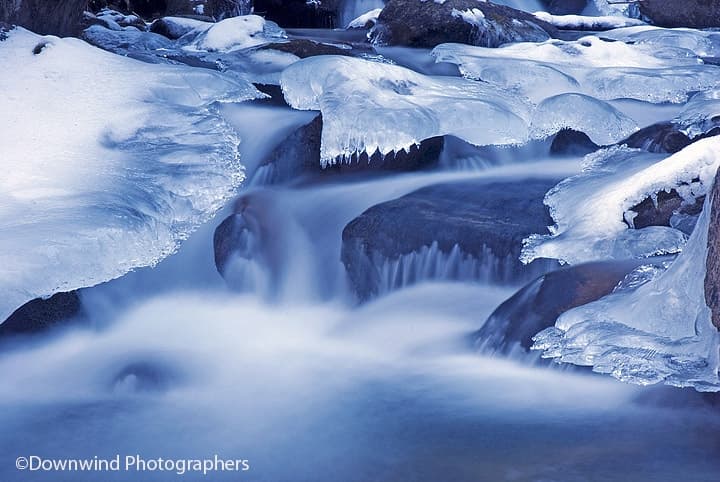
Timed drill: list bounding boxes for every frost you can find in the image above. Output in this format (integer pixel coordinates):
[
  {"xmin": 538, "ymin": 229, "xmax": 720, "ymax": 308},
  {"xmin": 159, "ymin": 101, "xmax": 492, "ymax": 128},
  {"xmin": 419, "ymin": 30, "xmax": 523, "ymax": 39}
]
[
  {"xmin": 522, "ymin": 137, "xmax": 720, "ymax": 266},
  {"xmin": 0, "ymin": 28, "xmax": 261, "ymax": 322},
  {"xmin": 532, "ymin": 195, "xmax": 720, "ymax": 391},
  {"xmin": 279, "ymin": 55, "xmax": 532, "ymax": 166},
  {"xmin": 432, "ymin": 37, "xmax": 720, "ymax": 104}
]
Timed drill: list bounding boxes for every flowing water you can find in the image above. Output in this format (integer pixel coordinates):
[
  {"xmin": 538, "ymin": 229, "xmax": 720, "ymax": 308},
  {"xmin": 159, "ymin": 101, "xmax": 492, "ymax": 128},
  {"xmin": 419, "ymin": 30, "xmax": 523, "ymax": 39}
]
[{"xmin": 2, "ymin": 24, "xmax": 720, "ymax": 482}]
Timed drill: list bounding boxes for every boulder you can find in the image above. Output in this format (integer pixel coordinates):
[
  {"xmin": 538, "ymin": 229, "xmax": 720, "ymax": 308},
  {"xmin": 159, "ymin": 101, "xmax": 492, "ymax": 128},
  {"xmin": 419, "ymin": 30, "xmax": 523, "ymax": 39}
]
[
  {"xmin": 626, "ymin": 189, "xmax": 704, "ymax": 232},
  {"xmin": 475, "ymin": 259, "xmax": 662, "ymax": 355},
  {"xmin": 550, "ymin": 129, "xmax": 599, "ymax": 156},
  {"xmin": 705, "ymin": 168, "xmax": 720, "ymax": 329},
  {"xmin": 0, "ymin": 292, "xmax": 83, "ymax": 337},
  {"xmin": 639, "ymin": 0, "xmax": 720, "ymax": 29},
  {"xmin": 258, "ymin": 39, "xmax": 354, "ymax": 58},
  {"xmin": 341, "ymin": 178, "xmax": 561, "ymax": 300},
  {"xmin": 621, "ymin": 122, "xmax": 691, "ymax": 154},
  {"xmin": 370, "ymin": 0, "xmax": 557, "ymax": 48},
  {"xmin": 149, "ymin": 15, "xmax": 210, "ymax": 39}
]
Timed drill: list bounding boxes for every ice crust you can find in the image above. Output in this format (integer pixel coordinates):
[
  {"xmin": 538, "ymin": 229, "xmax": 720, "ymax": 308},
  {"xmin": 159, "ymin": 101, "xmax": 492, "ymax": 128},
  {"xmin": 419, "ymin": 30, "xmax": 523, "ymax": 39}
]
[{"xmin": 0, "ymin": 28, "xmax": 261, "ymax": 322}]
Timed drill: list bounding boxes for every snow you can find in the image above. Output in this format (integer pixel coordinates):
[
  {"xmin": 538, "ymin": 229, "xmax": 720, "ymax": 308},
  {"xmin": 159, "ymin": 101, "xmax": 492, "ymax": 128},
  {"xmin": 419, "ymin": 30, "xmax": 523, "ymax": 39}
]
[
  {"xmin": 151, "ymin": 16, "xmax": 212, "ymax": 39},
  {"xmin": 0, "ymin": 28, "xmax": 261, "ymax": 323},
  {"xmin": 183, "ymin": 15, "xmax": 286, "ymax": 53},
  {"xmin": 432, "ymin": 37, "xmax": 720, "ymax": 104},
  {"xmin": 532, "ymin": 194, "xmax": 720, "ymax": 391},
  {"xmin": 346, "ymin": 8, "xmax": 382, "ymax": 28},
  {"xmin": 533, "ymin": 11, "xmax": 645, "ymax": 30},
  {"xmin": 279, "ymin": 55, "xmax": 533, "ymax": 166},
  {"xmin": 521, "ymin": 137, "xmax": 720, "ymax": 266}
]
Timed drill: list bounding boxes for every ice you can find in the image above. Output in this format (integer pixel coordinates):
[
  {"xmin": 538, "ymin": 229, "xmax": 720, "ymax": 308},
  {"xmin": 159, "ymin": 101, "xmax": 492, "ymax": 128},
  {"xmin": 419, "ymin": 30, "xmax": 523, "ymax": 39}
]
[
  {"xmin": 530, "ymin": 93, "xmax": 638, "ymax": 145},
  {"xmin": 673, "ymin": 89, "xmax": 720, "ymax": 139},
  {"xmin": 432, "ymin": 37, "xmax": 720, "ymax": 104},
  {"xmin": 0, "ymin": 28, "xmax": 261, "ymax": 322},
  {"xmin": 522, "ymin": 137, "xmax": 720, "ymax": 266},
  {"xmin": 602, "ymin": 26, "xmax": 720, "ymax": 58},
  {"xmin": 279, "ymin": 55, "xmax": 533, "ymax": 166},
  {"xmin": 532, "ymin": 194, "xmax": 720, "ymax": 391},
  {"xmin": 532, "ymin": 12, "xmax": 645, "ymax": 30},
  {"xmin": 183, "ymin": 15, "xmax": 286, "ymax": 53}
]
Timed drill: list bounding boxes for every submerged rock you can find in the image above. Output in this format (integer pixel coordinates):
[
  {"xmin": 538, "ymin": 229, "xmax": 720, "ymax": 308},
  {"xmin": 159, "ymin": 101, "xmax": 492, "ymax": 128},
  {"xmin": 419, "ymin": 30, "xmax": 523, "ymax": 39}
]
[
  {"xmin": 341, "ymin": 178, "xmax": 560, "ymax": 301},
  {"xmin": 475, "ymin": 259, "xmax": 659, "ymax": 355},
  {"xmin": 370, "ymin": 0, "xmax": 557, "ymax": 48},
  {"xmin": 0, "ymin": 292, "xmax": 83, "ymax": 337},
  {"xmin": 639, "ymin": 0, "xmax": 720, "ymax": 29}
]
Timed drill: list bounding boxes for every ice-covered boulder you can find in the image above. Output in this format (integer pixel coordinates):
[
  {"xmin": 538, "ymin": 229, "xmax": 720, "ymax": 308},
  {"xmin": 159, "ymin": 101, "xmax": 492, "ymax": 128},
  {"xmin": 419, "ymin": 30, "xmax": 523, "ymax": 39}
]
[
  {"xmin": 183, "ymin": 15, "xmax": 286, "ymax": 52},
  {"xmin": 639, "ymin": 0, "xmax": 720, "ymax": 29},
  {"xmin": 0, "ymin": 28, "xmax": 261, "ymax": 324},
  {"xmin": 346, "ymin": 8, "xmax": 382, "ymax": 29},
  {"xmin": 341, "ymin": 178, "xmax": 561, "ymax": 301},
  {"xmin": 150, "ymin": 16, "xmax": 211, "ymax": 39},
  {"xmin": 475, "ymin": 259, "xmax": 659, "ymax": 356},
  {"xmin": 280, "ymin": 55, "xmax": 533, "ymax": 166},
  {"xmin": 532, "ymin": 11, "xmax": 644, "ymax": 31},
  {"xmin": 522, "ymin": 137, "xmax": 720, "ymax": 266},
  {"xmin": 369, "ymin": 0, "xmax": 557, "ymax": 48}
]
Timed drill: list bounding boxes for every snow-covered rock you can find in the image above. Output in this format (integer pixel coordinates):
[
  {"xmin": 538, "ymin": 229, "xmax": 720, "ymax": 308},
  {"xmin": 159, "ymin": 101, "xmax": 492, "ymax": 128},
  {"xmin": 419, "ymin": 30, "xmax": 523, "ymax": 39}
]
[
  {"xmin": 0, "ymin": 28, "xmax": 261, "ymax": 324},
  {"xmin": 532, "ymin": 11, "xmax": 644, "ymax": 31},
  {"xmin": 183, "ymin": 15, "xmax": 286, "ymax": 53},
  {"xmin": 346, "ymin": 8, "xmax": 382, "ymax": 29},
  {"xmin": 150, "ymin": 16, "xmax": 211, "ymax": 39},
  {"xmin": 370, "ymin": 0, "xmax": 557, "ymax": 48}
]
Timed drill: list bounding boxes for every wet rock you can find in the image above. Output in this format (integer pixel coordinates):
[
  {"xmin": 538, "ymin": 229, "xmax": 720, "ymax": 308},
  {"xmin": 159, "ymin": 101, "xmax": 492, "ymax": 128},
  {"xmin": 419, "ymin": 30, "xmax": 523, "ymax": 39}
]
[
  {"xmin": 254, "ymin": 0, "xmax": 340, "ymax": 28},
  {"xmin": 704, "ymin": 168, "xmax": 720, "ymax": 329},
  {"xmin": 626, "ymin": 189, "xmax": 704, "ymax": 231},
  {"xmin": 475, "ymin": 259, "xmax": 658, "ymax": 355},
  {"xmin": 0, "ymin": 0, "xmax": 88, "ymax": 36},
  {"xmin": 0, "ymin": 292, "xmax": 83, "ymax": 337},
  {"xmin": 258, "ymin": 39, "xmax": 353, "ymax": 58},
  {"xmin": 550, "ymin": 129, "xmax": 599, "ymax": 156},
  {"xmin": 370, "ymin": 0, "xmax": 557, "ymax": 48},
  {"xmin": 621, "ymin": 122, "xmax": 691, "ymax": 154},
  {"xmin": 341, "ymin": 178, "xmax": 561, "ymax": 300},
  {"xmin": 639, "ymin": 0, "xmax": 720, "ymax": 29}
]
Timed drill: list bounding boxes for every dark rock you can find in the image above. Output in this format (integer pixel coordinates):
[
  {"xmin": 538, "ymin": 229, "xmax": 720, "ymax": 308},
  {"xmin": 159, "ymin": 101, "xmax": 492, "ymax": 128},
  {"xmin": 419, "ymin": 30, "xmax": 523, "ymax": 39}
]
[
  {"xmin": 0, "ymin": 292, "xmax": 83, "ymax": 337},
  {"xmin": 550, "ymin": 129, "xmax": 600, "ymax": 156},
  {"xmin": 206, "ymin": 0, "xmax": 252, "ymax": 20},
  {"xmin": 639, "ymin": 0, "xmax": 720, "ymax": 29},
  {"xmin": 626, "ymin": 189, "xmax": 704, "ymax": 231},
  {"xmin": 254, "ymin": 0, "xmax": 340, "ymax": 28},
  {"xmin": 370, "ymin": 0, "xmax": 557, "ymax": 48},
  {"xmin": 475, "ymin": 259, "xmax": 659, "ymax": 354},
  {"xmin": 621, "ymin": 121, "xmax": 692, "ymax": 154},
  {"xmin": 0, "ymin": 0, "xmax": 88, "ymax": 37},
  {"xmin": 258, "ymin": 39, "xmax": 353, "ymax": 58},
  {"xmin": 341, "ymin": 178, "xmax": 561, "ymax": 300},
  {"xmin": 540, "ymin": 0, "xmax": 588, "ymax": 15},
  {"xmin": 704, "ymin": 168, "xmax": 720, "ymax": 329}
]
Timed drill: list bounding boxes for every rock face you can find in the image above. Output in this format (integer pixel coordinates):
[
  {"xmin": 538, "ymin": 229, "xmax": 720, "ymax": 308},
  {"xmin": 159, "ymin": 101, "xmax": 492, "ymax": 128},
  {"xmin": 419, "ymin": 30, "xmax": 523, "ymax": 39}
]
[
  {"xmin": 705, "ymin": 168, "xmax": 720, "ymax": 329},
  {"xmin": 341, "ymin": 178, "xmax": 560, "ymax": 300},
  {"xmin": 0, "ymin": 0, "xmax": 88, "ymax": 36},
  {"xmin": 475, "ymin": 259, "xmax": 659, "ymax": 355},
  {"xmin": 370, "ymin": 0, "xmax": 557, "ymax": 48},
  {"xmin": 254, "ymin": 0, "xmax": 340, "ymax": 28},
  {"xmin": 0, "ymin": 292, "xmax": 83, "ymax": 337},
  {"xmin": 639, "ymin": 0, "xmax": 720, "ymax": 29}
]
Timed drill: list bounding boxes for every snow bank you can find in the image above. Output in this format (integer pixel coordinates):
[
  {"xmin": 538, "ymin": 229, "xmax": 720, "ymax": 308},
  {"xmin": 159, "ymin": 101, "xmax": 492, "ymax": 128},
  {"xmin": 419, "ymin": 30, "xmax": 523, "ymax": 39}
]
[
  {"xmin": 522, "ymin": 137, "xmax": 720, "ymax": 266},
  {"xmin": 347, "ymin": 8, "xmax": 382, "ymax": 28},
  {"xmin": 0, "ymin": 28, "xmax": 261, "ymax": 322}
]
